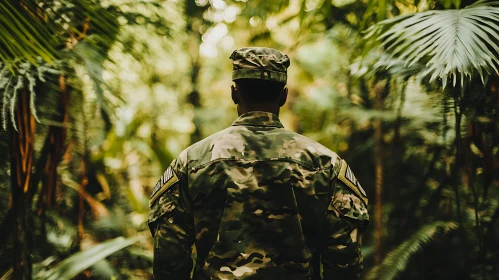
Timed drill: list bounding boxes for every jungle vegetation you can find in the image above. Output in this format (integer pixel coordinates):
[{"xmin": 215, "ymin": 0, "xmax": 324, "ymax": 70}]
[{"xmin": 0, "ymin": 0, "xmax": 498, "ymax": 279}]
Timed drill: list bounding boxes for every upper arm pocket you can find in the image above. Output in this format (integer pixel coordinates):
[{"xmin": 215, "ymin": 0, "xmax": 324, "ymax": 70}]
[
  {"xmin": 328, "ymin": 187, "xmax": 369, "ymax": 221},
  {"xmin": 328, "ymin": 160, "xmax": 369, "ymax": 222},
  {"xmin": 149, "ymin": 187, "xmax": 179, "ymax": 225},
  {"xmin": 148, "ymin": 165, "xmax": 181, "ymax": 227}
]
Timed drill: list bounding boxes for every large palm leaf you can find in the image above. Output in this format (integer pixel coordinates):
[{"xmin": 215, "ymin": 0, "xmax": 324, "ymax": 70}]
[
  {"xmin": 364, "ymin": 1, "xmax": 499, "ymax": 87},
  {"xmin": 0, "ymin": 1, "xmax": 58, "ymax": 68},
  {"xmin": 37, "ymin": 236, "xmax": 140, "ymax": 280}
]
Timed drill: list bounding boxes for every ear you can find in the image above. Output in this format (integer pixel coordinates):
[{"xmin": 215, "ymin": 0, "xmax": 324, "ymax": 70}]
[
  {"xmin": 231, "ymin": 84, "xmax": 238, "ymax": 105},
  {"xmin": 279, "ymin": 87, "xmax": 288, "ymax": 107}
]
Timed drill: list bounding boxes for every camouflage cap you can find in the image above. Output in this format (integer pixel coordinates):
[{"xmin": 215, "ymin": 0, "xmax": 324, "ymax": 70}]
[{"xmin": 230, "ymin": 47, "xmax": 290, "ymax": 84}]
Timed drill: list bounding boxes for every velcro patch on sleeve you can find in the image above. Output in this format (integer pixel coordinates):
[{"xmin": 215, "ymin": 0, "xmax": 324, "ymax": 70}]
[
  {"xmin": 149, "ymin": 166, "xmax": 179, "ymax": 207},
  {"xmin": 337, "ymin": 160, "xmax": 368, "ymax": 205}
]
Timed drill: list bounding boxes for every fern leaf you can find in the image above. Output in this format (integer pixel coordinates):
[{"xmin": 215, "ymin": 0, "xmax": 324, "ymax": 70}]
[
  {"xmin": 2, "ymin": 78, "xmax": 12, "ymax": 130},
  {"xmin": 0, "ymin": 66, "xmax": 9, "ymax": 88},
  {"xmin": 366, "ymin": 221, "xmax": 458, "ymax": 280},
  {"xmin": 26, "ymin": 71, "xmax": 39, "ymax": 123},
  {"xmin": 9, "ymin": 76, "xmax": 23, "ymax": 131}
]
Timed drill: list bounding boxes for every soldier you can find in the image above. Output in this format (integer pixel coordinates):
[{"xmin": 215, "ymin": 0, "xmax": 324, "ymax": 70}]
[{"xmin": 148, "ymin": 47, "xmax": 369, "ymax": 280}]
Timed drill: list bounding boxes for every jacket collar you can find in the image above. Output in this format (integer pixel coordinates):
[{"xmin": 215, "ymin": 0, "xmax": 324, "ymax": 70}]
[{"xmin": 232, "ymin": 111, "xmax": 284, "ymax": 128}]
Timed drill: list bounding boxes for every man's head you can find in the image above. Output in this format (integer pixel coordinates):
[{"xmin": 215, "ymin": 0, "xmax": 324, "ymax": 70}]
[{"xmin": 229, "ymin": 47, "xmax": 290, "ymax": 116}]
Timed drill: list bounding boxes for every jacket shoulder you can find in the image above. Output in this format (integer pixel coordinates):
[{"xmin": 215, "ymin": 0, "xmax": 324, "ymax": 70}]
[
  {"xmin": 177, "ymin": 127, "xmax": 235, "ymax": 167},
  {"xmin": 180, "ymin": 126, "xmax": 341, "ymax": 170},
  {"xmin": 274, "ymin": 130, "xmax": 341, "ymax": 170}
]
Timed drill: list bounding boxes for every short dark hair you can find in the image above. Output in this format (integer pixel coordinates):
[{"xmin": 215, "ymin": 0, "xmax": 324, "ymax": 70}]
[{"xmin": 235, "ymin": 79, "xmax": 286, "ymax": 103}]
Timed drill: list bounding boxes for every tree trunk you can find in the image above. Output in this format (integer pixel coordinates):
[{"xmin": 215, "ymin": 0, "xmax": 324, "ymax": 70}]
[
  {"xmin": 373, "ymin": 78, "xmax": 385, "ymax": 265},
  {"xmin": 187, "ymin": 36, "xmax": 202, "ymax": 145},
  {"xmin": 37, "ymin": 74, "xmax": 70, "ymax": 214},
  {"xmin": 77, "ymin": 159, "xmax": 88, "ymax": 248},
  {"xmin": 9, "ymin": 87, "xmax": 36, "ymax": 280},
  {"xmin": 452, "ymin": 89, "xmax": 463, "ymax": 230}
]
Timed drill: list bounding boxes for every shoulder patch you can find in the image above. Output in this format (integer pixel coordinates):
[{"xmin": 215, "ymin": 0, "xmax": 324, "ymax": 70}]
[
  {"xmin": 337, "ymin": 160, "xmax": 368, "ymax": 205},
  {"xmin": 149, "ymin": 166, "xmax": 179, "ymax": 207}
]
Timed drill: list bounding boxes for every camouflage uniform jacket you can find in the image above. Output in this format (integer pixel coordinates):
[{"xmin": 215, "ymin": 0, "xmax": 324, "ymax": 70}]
[{"xmin": 149, "ymin": 111, "xmax": 369, "ymax": 280}]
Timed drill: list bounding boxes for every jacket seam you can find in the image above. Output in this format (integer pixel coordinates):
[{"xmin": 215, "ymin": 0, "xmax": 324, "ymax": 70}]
[
  {"xmin": 189, "ymin": 157, "xmax": 331, "ymax": 172},
  {"xmin": 231, "ymin": 124, "xmax": 284, "ymax": 128}
]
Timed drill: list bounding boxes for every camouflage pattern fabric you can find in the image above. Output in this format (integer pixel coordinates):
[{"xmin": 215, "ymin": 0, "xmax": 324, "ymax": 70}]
[
  {"xmin": 230, "ymin": 47, "xmax": 290, "ymax": 83},
  {"xmin": 149, "ymin": 111, "xmax": 369, "ymax": 280}
]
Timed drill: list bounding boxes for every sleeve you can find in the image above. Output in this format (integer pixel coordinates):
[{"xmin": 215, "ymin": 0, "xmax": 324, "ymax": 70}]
[
  {"xmin": 321, "ymin": 159, "xmax": 369, "ymax": 280},
  {"xmin": 148, "ymin": 158, "xmax": 194, "ymax": 280}
]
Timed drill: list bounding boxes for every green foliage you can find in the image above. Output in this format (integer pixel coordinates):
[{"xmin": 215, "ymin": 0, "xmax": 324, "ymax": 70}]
[
  {"xmin": 0, "ymin": 61, "xmax": 59, "ymax": 130},
  {"xmin": 0, "ymin": 1, "xmax": 58, "ymax": 68},
  {"xmin": 36, "ymin": 236, "xmax": 140, "ymax": 280},
  {"xmin": 364, "ymin": 1, "xmax": 499, "ymax": 87},
  {"xmin": 366, "ymin": 221, "xmax": 458, "ymax": 280}
]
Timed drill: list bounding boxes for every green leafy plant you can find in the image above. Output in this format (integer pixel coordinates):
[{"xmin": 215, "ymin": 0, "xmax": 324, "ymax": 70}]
[
  {"xmin": 366, "ymin": 221, "xmax": 458, "ymax": 280},
  {"xmin": 0, "ymin": 1, "xmax": 58, "ymax": 68},
  {"xmin": 364, "ymin": 0, "xmax": 499, "ymax": 86},
  {"xmin": 37, "ymin": 236, "xmax": 140, "ymax": 280}
]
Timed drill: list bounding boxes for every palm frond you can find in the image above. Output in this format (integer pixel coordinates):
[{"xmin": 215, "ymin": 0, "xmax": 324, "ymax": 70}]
[
  {"xmin": 350, "ymin": 51, "xmax": 424, "ymax": 79},
  {"xmin": 366, "ymin": 221, "xmax": 458, "ymax": 280},
  {"xmin": 0, "ymin": 1, "xmax": 58, "ymax": 69},
  {"xmin": 364, "ymin": 1, "xmax": 499, "ymax": 87},
  {"xmin": 68, "ymin": 1, "xmax": 171, "ymax": 121}
]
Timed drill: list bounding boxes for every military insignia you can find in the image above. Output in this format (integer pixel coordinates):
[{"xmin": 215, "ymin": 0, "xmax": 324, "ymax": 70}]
[
  {"xmin": 149, "ymin": 166, "xmax": 179, "ymax": 207},
  {"xmin": 338, "ymin": 160, "xmax": 368, "ymax": 205}
]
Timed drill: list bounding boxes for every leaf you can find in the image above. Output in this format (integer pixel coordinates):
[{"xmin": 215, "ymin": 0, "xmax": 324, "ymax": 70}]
[
  {"xmin": 350, "ymin": 52, "xmax": 424, "ymax": 79},
  {"xmin": 39, "ymin": 236, "xmax": 140, "ymax": 280},
  {"xmin": 0, "ymin": 1, "xmax": 58, "ymax": 68},
  {"xmin": 366, "ymin": 221, "xmax": 458, "ymax": 280},
  {"xmin": 364, "ymin": 2, "xmax": 499, "ymax": 88},
  {"xmin": 0, "ymin": 268, "xmax": 13, "ymax": 280},
  {"xmin": 44, "ymin": 211, "xmax": 78, "ymax": 255}
]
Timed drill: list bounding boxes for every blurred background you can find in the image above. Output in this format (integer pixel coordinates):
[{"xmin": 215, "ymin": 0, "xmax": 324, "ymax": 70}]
[{"xmin": 0, "ymin": 0, "xmax": 498, "ymax": 279}]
